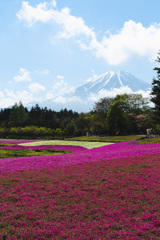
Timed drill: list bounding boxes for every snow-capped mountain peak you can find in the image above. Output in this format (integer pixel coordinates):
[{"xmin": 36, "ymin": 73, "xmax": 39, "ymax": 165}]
[
  {"xmin": 76, "ymin": 71, "xmax": 150, "ymax": 97},
  {"xmin": 24, "ymin": 70, "xmax": 151, "ymax": 113}
]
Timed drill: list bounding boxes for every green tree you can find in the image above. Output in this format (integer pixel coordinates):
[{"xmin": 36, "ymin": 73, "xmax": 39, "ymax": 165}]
[
  {"xmin": 93, "ymin": 97, "xmax": 114, "ymax": 117},
  {"xmin": 115, "ymin": 93, "xmax": 149, "ymax": 114},
  {"xmin": 64, "ymin": 120, "xmax": 76, "ymax": 137},
  {"xmin": 92, "ymin": 97, "xmax": 114, "ymax": 135},
  {"xmin": 9, "ymin": 102, "xmax": 28, "ymax": 127},
  {"xmin": 150, "ymin": 51, "xmax": 160, "ymax": 119},
  {"xmin": 107, "ymin": 99, "xmax": 130, "ymax": 135},
  {"xmin": 9, "ymin": 103, "xmax": 19, "ymax": 127}
]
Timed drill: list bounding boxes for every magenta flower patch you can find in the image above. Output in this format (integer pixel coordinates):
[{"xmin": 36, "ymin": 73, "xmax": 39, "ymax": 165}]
[
  {"xmin": 0, "ymin": 140, "xmax": 35, "ymax": 144},
  {"xmin": 0, "ymin": 144, "xmax": 86, "ymax": 153},
  {"xmin": 0, "ymin": 141, "xmax": 160, "ymax": 172},
  {"xmin": 0, "ymin": 140, "xmax": 160, "ymax": 239}
]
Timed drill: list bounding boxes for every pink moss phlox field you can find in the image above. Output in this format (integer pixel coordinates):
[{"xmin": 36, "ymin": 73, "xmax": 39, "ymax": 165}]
[
  {"xmin": 1, "ymin": 140, "xmax": 160, "ymax": 239},
  {"xmin": 1, "ymin": 150, "xmax": 160, "ymax": 239},
  {"xmin": 0, "ymin": 144, "xmax": 86, "ymax": 153},
  {"xmin": 1, "ymin": 141, "xmax": 160, "ymax": 172},
  {"xmin": 0, "ymin": 140, "xmax": 35, "ymax": 144}
]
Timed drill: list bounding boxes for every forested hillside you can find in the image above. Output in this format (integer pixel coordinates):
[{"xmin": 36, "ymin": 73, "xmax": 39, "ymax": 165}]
[{"xmin": 0, "ymin": 92, "xmax": 158, "ymax": 139}]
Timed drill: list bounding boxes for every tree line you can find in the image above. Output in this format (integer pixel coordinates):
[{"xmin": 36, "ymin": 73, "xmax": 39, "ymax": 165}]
[
  {"xmin": 0, "ymin": 103, "xmax": 79, "ymax": 138},
  {"xmin": 0, "ymin": 51, "xmax": 160, "ymax": 139},
  {"xmin": 0, "ymin": 93, "xmax": 154, "ymax": 138}
]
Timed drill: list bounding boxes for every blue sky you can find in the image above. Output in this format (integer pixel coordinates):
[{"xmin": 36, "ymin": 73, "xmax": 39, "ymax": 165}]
[{"xmin": 0, "ymin": 0, "xmax": 160, "ymax": 108}]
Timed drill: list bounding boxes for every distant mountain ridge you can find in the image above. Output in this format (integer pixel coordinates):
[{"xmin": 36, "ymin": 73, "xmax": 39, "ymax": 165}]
[
  {"xmin": 25, "ymin": 71, "xmax": 151, "ymax": 112},
  {"xmin": 75, "ymin": 71, "xmax": 151, "ymax": 98}
]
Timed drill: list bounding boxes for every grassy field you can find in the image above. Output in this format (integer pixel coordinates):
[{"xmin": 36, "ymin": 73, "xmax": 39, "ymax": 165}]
[
  {"xmin": 1, "ymin": 136, "xmax": 159, "ymax": 160},
  {"xmin": 21, "ymin": 140, "xmax": 114, "ymax": 149},
  {"xmin": 14, "ymin": 136, "xmax": 160, "ymax": 149},
  {"xmin": 0, "ymin": 141, "xmax": 71, "ymax": 158},
  {"xmin": 0, "ymin": 148, "xmax": 67, "ymax": 159},
  {"xmin": 66, "ymin": 135, "xmax": 160, "ymax": 144},
  {"xmin": 139, "ymin": 137, "xmax": 160, "ymax": 144},
  {"xmin": 66, "ymin": 135, "xmax": 143, "ymax": 143}
]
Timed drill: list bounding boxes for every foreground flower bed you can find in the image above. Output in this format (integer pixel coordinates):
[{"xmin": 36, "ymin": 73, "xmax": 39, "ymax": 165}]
[
  {"xmin": 0, "ymin": 140, "xmax": 35, "ymax": 144},
  {"xmin": 0, "ymin": 144, "xmax": 86, "ymax": 159},
  {"xmin": 1, "ymin": 141, "xmax": 160, "ymax": 172},
  {"xmin": 0, "ymin": 141, "xmax": 160, "ymax": 239},
  {"xmin": 0, "ymin": 144, "xmax": 86, "ymax": 153}
]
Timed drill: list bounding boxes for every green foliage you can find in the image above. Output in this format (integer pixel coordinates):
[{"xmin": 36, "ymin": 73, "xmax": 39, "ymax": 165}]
[
  {"xmin": 9, "ymin": 101, "xmax": 28, "ymax": 127},
  {"xmin": 64, "ymin": 120, "xmax": 76, "ymax": 137},
  {"xmin": 67, "ymin": 135, "xmax": 142, "ymax": 142},
  {"xmin": 107, "ymin": 99, "xmax": 130, "ymax": 135},
  {"xmin": 151, "ymin": 51, "xmax": 160, "ymax": 119},
  {"xmin": 93, "ymin": 97, "xmax": 114, "ymax": 117},
  {"xmin": 114, "ymin": 93, "xmax": 149, "ymax": 114},
  {"xmin": 0, "ymin": 126, "xmax": 55, "ymax": 139},
  {"xmin": 55, "ymin": 128, "xmax": 63, "ymax": 138},
  {"xmin": 92, "ymin": 94, "xmax": 151, "ymax": 136},
  {"xmin": 138, "ymin": 137, "xmax": 160, "ymax": 144},
  {"xmin": 0, "ymin": 93, "xmax": 153, "ymax": 138},
  {"xmin": 92, "ymin": 97, "xmax": 114, "ymax": 135},
  {"xmin": 0, "ymin": 148, "xmax": 67, "ymax": 159}
]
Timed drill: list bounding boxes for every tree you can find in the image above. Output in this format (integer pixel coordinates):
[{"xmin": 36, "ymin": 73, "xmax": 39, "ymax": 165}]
[
  {"xmin": 64, "ymin": 120, "xmax": 76, "ymax": 137},
  {"xmin": 107, "ymin": 99, "xmax": 130, "ymax": 135},
  {"xmin": 0, "ymin": 108, "xmax": 11, "ymax": 127},
  {"xmin": 93, "ymin": 97, "xmax": 114, "ymax": 117},
  {"xmin": 9, "ymin": 102, "xmax": 28, "ymax": 127},
  {"xmin": 115, "ymin": 94, "xmax": 149, "ymax": 114},
  {"xmin": 92, "ymin": 97, "xmax": 114, "ymax": 135},
  {"xmin": 29, "ymin": 104, "xmax": 41, "ymax": 126},
  {"xmin": 150, "ymin": 51, "xmax": 160, "ymax": 119}
]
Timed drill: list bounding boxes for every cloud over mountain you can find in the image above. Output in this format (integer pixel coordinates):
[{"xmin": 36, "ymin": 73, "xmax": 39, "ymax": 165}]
[
  {"xmin": 17, "ymin": 1, "xmax": 160, "ymax": 65},
  {"xmin": 24, "ymin": 71, "xmax": 151, "ymax": 112},
  {"xmin": 14, "ymin": 68, "xmax": 31, "ymax": 82}
]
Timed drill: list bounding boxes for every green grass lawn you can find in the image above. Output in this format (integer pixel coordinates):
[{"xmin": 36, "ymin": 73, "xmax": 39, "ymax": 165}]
[
  {"xmin": 0, "ymin": 143, "xmax": 18, "ymax": 147},
  {"xmin": 66, "ymin": 135, "xmax": 143, "ymax": 143},
  {"xmin": 3, "ymin": 136, "xmax": 160, "ymax": 152},
  {"xmin": 66, "ymin": 135, "xmax": 160, "ymax": 144},
  {"xmin": 138, "ymin": 137, "xmax": 160, "ymax": 144},
  {"xmin": 20, "ymin": 136, "xmax": 160, "ymax": 148},
  {"xmin": 0, "ymin": 148, "xmax": 67, "ymax": 159},
  {"xmin": 21, "ymin": 140, "xmax": 114, "ymax": 149}
]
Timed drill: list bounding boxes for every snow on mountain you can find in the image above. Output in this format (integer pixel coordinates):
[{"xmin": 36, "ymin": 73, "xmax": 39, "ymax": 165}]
[
  {"xmin": 75, "ymin": 71, "xmax": 151, "ymax": 99},
  {"xmin": 25, "ymin": 71, "xmax": 151, "ymax": 112}
]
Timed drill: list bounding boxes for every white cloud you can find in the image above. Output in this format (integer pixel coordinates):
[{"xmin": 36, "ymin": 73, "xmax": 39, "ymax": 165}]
[
  {"xmin": 35, "ymin": 69, "xmax": 50, "ymax": 75},
  {"xmin": 0, "ymin": 91, "xmax": 4, "ymax": 99},
  {"xmin": 90, "ymin": 20, "xmax": 160, "ymax": 65},
  {"xmin": 53, "ymin": 95, "xmax": 82, "ymax": 104},
  {"xmin": 46, "ymin": 91, "xmax": 54, "ymax": 99},
  {"xmin": 60, "ymin": 86, "xmax": 75, "ymax": 95},
  {"xmin": 45, "ymin": 76, "xmax": 76, "ymax": 101},
  {"xmin": 51, "ymin": 0, "xmax": 56, "ymax": 8},
  {"xmin": 52, "ymin": 76, "xmax": 75, "ymax": 95},
  {"xmin": 29, "ymin": 83, "xmax": 45, "ymax": 94},
  {"xmin": 17, "ymin": 1, "xmax": 96, "ymax": 39},
  {"xmin": 57, "ymin": 75, "xmax": 64, "ymax": 79},
  {"xmin": 0, "ymin": 89, "xmax": 34, "ymax": 108},
  {"xmin": 5, "ymin": 89, "xmax": 33, "ymax": 100},
  {"xmin": 53, "ymin": 79, "xmax": 65, "ymax": 89},
  {"xmin": 52, "ymin": 96, "xmax": 66, "ymax": 104},
  {"xmin": 17, "ymin": 2, "xmax": 54, "ymax": 26},
  {"xmin": 88, "ymin": 86, "xmax": 151, "ymax": 102},
  {"xmin": 17, "ymin": 1, "xmax": 160, "ymax": 65},
  {"xmin": 14, "ymin": 68, "xmax": 31, "ymax": 82}
]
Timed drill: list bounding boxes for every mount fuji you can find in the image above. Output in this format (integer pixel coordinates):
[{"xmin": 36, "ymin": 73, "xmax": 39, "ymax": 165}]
[
  {"xmin": 75, "ymin": 71, "xmax": 151, "ymax": 99},
  {"xmin": 26, "ymin": 71, "xmax": 151, "ymax": 112}
]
